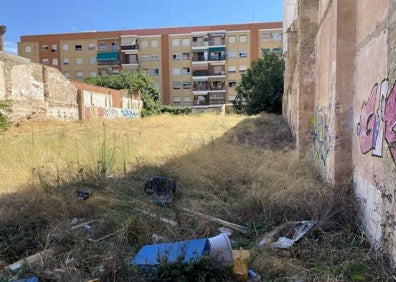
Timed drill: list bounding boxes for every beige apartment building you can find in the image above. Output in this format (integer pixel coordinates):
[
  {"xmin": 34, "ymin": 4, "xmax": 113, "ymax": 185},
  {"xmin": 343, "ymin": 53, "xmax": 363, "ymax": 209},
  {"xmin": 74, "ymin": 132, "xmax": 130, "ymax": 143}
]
[{"xmin": 18, "ymin": 22, "xmax": 282, "ymax": 109}]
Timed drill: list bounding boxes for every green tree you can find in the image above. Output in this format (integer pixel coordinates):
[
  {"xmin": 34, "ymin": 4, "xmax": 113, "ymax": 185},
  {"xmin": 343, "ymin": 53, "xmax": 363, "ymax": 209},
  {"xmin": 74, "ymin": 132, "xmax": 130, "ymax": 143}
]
[
  {"xmin": 0, "ymin": 100, "xmax": 12, "ymax": 131},
  {"xmin": 233, "ymin": 52, "xmax": 284, "ymax": 115},
  {"xmin": 83, "ymin": 71, "xmax": 162, "ymax": 117}
]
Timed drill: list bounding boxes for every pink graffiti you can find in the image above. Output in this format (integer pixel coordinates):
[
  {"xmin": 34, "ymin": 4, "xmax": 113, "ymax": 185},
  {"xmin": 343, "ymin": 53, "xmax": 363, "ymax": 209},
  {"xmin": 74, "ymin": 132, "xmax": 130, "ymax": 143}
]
[
  {"xmin": 384, "ymin": 82, "xmax": 396, "ymax": 162},
  {"xmin": 358, "ymin": 83, "xmax": 377, "ymax": 153},
  {"xmin": 358, "ymin": 79, "xmax": 396, "ymax": 164}
]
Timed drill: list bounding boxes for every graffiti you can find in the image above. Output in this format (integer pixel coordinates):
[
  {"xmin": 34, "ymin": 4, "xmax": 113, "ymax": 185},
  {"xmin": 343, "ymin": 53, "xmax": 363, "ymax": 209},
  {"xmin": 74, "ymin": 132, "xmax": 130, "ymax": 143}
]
[
  {"xmin": 312, "ymin": 106, "xmax": 331, "ymax": 165},
  {"xmin": 85, "ymin": 106, "xmax": 140, "ymax": 119},
  {"xmin": 357, "ymin": 79, "xmax": 396, "ymax": 163}
]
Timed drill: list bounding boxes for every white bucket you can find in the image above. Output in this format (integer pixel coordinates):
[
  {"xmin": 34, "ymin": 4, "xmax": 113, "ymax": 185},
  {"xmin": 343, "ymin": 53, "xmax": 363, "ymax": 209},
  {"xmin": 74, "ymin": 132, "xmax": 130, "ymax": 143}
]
[{"xmin": 208, "ymin": 233, "xmax": 233, "ymax": 267}]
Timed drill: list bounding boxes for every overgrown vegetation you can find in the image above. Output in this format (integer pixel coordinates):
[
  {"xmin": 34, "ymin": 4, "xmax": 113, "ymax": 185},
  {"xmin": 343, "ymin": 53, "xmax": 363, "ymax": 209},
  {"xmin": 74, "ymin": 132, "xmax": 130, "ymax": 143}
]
[
  {"xmin": 233, "ymin": 53, "xmax": 284, "ymax": 115},
  {"xmin": 83, "ymin": 71, "xmax": 192, "ymax": 117},
  {"xmin": 0, "ymin": 113, "xmax": 393, "ymax": 281},
  {"xmin": 0, "ymin": 99, "xmax": 12, "ymax": 132}
]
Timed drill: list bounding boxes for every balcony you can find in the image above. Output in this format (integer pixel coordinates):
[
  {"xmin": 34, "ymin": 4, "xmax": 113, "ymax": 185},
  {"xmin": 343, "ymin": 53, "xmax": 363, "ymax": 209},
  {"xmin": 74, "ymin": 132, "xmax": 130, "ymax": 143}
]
[
  {"xmin": 121, "ymin": 45, "xmax": 139, "ymax": 52},
  {"xmin": 96, "ymin": 52, "xmax": 120, "ymax": 66}
]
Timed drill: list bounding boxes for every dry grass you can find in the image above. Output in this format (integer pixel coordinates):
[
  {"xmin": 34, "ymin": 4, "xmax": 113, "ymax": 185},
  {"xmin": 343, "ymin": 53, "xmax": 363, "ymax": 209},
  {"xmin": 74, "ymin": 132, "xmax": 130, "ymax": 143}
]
[{"xmin": 0, "ymin": 113, "xmax": 393, "ymax": 281}]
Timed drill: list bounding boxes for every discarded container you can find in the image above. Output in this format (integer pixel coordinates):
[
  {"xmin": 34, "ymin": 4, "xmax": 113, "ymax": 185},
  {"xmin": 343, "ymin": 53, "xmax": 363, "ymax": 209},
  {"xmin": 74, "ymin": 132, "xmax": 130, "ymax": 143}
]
[
  {"xmin": 232, "ymin": 249, "xmax": 250, "ymax": 281},
  {"xmin": 130, "ymin": 238, "xmax": 210, "ymax": 267},
  {"xmin": 248, "ymin": 268, "xmax": 261, "ymax": 281},
  {"xmin": 208, "ymin": 233, "xmax": 233, "ymax": 267},
  {"xmin": 15, "ymin": 277, "xmax": 38, "ymax": 282}
]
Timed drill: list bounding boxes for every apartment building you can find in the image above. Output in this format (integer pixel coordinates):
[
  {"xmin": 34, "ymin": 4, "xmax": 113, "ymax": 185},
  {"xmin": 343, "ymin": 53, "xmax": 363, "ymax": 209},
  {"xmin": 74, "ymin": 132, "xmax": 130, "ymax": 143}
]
[{"xmin": 18, "ymin": 22, "xmax": 282, "ymax": 109}]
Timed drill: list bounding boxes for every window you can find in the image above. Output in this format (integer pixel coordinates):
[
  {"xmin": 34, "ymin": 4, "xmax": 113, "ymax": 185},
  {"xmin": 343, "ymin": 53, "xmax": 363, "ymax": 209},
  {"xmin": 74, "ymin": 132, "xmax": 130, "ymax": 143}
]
[
  {"xmin": 140, "ymin": 55, "xmax": 149, "ymax": 61},
  {"xmin": 172, "ymin": 68, "xmax": 180, "ymax": 75},
  {"xmin": 42, "ymin": 58, "xmax": 49, "ymax": 65},
  {"xmin": 172, "ymin": 53, "xmax": 179, "ymax": 60},
  {"xmin": 154, "ymin": 82, "xmax": 160, "ymax": 90},
  {"xmin": 143, "ymin": 68, "xmax": 149, "ymax": 75},
  {"xmin": 152, "ymin": 54, "xmax": 159, "ymax": 61},
  {"xmin": 24, "ymin": 46, "xmax": 32, "ymax": 53},
  {"xmin": 52, "ymin": 58, "xmax": 58, "ymax": 66},
  {"xmin": 63, "ymin": 71, "xmax": 70, "ymax": 78},
  {"xmin": 182, "ymin": 38, "xmax": 190, "ymax": 46},
  {"xmin": 99, "ymin": 42, "xmax": 106, "ymax": 50},
  {"xmin": 75, "ymin": 58, "xmax": 83, "ymax": 65},
  {"xmin": 273, "ymin": 48, "xmax": 282, "ymax": 55},
  {"xmin": 112, "ymin": 42, "xmax": 119, "ymax": 50},
  {"xmin": 172, "ymin": 38, "xmax": 180, "ymax": 47},
  {"xmin": 228, "ymin": 66, "xmax": 236, "ymax": 73},
  {"xmin": 273, "ymin": 33, "xmax": 282, "ymax": 41},
  {"xmin": 239, "ymin": 51, "xmax": 247, "ymax": 58},
  {"xmin": 89, "ymin": 71, "xmax": 97, "ymax": 77},
  {"xmin": 183, "ymin": 81, "xmax": 191, "ymax": 89},
  {"xmin": 140, "ymin": 40, "xmax": 148, "ymax": 48},
  {"xmin": 152, "ymin": 68, "xmax": 159, "ymax": 76},
  {"xmin": 75, "ymin": 44, "xmax": 82, "ymax": 51},
  {"xmin": 51, "ymin": 45, "xmax": 57, "ymax": 52},
  {"xmin": 173, "ymin": 96, "xmax": 181, "ymax": 104},
  {"xmin": 62, "ymin": 44, "xmax": 69, "ymax": 51},
  {"xmin": 182, "ymin": 52, "xmax": 190, "ymax": 60},
  {"xmin": 262, "ymin": 48, "xmax": 271, "ymax": 56},
  {"xmin": 228, "ymin": 80, "xmax": 236, "ymax": 87},
  {"xmin": 88, "ymin": 43, "xmax": 96, "ymax": 50},
  {"xmin": 88, "ymin": 57, "xmax": 96, "ymax": 64},
  {"xmin": 172, "ymin": 82, "xmax": 181, "ymax": 89},
  {"xmin": 228, "ymin": 36, "xmax": 236, "ymax": 44},
  {"xmin": 227, "ymin": 51, "xmax": 236, "ymax": 58},
  {"xmin": 76, "ymin": 71, "xmax": 83, "ymax": 78},
  {"xmin": 239, "ymin": 35, "xmax": 247, "ymax": 43},
  {"xmin": 42, "ymin": 45, "xmax": 48, "ymax": 51},
  {"xmin": 239, "ymin": 65, "xmax": 247, "ymax": 73},
  {"xmin": 151, "ymin": 40, "xmax": 158, "ymax": 48},
  {"xmin": 183, "ymin": 97, "xmax": 191, "ymax": 104},
  {"xmin": 183, "ymin": 67, "xmax": 190, "ymax": 75},
  {"xmin": 262, "ymin": 33, "xmax": 271, "ymax": 42},
  {"xmin": 63, "ymin": 58, "xmax": 69, "ymax": 65}
]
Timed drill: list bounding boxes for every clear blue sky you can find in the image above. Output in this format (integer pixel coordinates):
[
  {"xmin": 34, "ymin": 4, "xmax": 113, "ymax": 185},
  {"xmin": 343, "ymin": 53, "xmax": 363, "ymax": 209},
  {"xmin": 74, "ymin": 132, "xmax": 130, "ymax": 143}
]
[{"xmin": 1, "ymin": 0, "xmax": 283, "ymax": 55}]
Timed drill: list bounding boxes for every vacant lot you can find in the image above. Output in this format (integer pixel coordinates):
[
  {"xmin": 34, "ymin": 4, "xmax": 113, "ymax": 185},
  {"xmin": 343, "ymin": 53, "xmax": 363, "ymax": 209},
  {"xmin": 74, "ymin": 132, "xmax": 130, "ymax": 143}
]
[{"xmin": 0, "ymin": 113, "xmax": 393, "ymax": 281}]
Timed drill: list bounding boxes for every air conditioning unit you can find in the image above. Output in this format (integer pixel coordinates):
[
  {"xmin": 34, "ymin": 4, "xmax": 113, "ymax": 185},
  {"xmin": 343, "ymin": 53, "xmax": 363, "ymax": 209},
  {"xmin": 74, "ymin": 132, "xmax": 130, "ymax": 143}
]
[{"xmin": 193, "ymin": 100, "xmax": 200, "ymax": 105}]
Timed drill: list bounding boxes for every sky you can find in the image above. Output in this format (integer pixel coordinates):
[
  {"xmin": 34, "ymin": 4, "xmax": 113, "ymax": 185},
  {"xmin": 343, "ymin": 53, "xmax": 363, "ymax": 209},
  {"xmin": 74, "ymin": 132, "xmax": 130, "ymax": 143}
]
[{"xmin": 1, "ymin": 0, "xmax": 283, "ymax": 55}]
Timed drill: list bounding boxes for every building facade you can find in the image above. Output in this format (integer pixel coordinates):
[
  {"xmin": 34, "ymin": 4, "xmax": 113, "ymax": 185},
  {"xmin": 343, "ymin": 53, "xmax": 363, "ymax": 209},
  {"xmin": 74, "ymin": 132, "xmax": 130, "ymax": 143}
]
[{"xmin": 17, "ymin": 22, "xmax": 282, "ymax": 110}]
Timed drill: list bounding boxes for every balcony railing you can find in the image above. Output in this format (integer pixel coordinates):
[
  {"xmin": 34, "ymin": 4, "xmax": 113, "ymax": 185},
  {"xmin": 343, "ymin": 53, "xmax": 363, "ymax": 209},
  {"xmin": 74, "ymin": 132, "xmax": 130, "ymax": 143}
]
[
  {"xmin": 97, "ymin": 60, "xmax": 120, "ymax": 66},
  {"xmin": 121, "ymin": 45, "xmax": 139, "ymax": 51}
]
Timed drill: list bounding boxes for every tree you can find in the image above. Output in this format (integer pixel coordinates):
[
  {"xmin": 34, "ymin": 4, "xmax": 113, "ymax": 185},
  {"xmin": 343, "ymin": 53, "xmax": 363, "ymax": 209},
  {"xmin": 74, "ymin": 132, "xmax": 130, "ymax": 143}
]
[
  {"xmin": 83, "ymin": 71, "xmax": 162, "ymax": 117},
  {"xmin": 233, "ymin": 53, "xmax": 284, "ymax": 115},
  {"xmin": 0, "ymin": 100, "xmax": 12, "ymax": 132}
]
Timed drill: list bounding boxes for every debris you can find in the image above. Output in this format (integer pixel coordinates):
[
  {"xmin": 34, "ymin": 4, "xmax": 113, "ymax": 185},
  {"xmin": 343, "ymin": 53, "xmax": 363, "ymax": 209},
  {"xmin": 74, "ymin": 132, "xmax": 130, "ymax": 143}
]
[
  {"xmin": 144, "ymin": 176, "xmax": 176, "ymax": 206},
  {"xmin": 70, "ymin": 219, "xmax": 97, "ymax": 230},
  {"xmin": 15, "ymin": 276, "xmax": 39, "ymax": 282},
  {"xmin": 7, "ymin": 248, "xmax": 53, "ymax": 271},
  {"xmin": 208, "ymin": 233, "xmax": 233, "ymax": 267},
  {"xmin": 248, "ymin": 268, "xmax": 261, "ymax": 281},
  {"xmin": 151, "ymin": 233, "xmax": 165, "ymax": 243},
  {"xmin": 130, "ymin": 238, "xmax": 210, "ymax": 267},
  {"xmin": 180, "ymin": 207, "xmax": 248, "ymax": 233},
  {"xmin": 86, "ymin": 229, "xmax": 123, "ymax": 243},
  {"xmin": 257, "ymin": 220, "xmax": 317, "ymax": 248},
  {"xmin": 134, "ymin": 208, "xmax": 178, "ymax": 227},
  {"xmin": 218, "ymin": 226, "xmax": 233, "ymax": 236},
  {"xmin": 76, "ymin": 190, "xmax": 91, "ymax": 200},
  {"xmin": 232, "ymin": 249, "xmax": 250, "ymax": 281}
]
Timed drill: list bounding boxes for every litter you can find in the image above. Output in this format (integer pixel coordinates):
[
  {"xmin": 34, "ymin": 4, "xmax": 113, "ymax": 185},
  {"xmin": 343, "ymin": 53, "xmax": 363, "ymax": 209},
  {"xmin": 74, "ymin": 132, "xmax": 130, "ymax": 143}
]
[
  {"xmin": 257, "ymin": 220, "xmax": 317, "ymax": 248},
  {"xmin": 7, "ymin": 249, "xmax": 53, "ymax": 271},
  {"xmin": 75, "ymin": 190, "xmax": 91, "ymax": 200},
  {"xmin": 232, "ymin": 249, "xmax": 250, "ymax": 281},
  {"xmin": 134, "ymin": 208, "xmax": 178, "ymax": 227},
  {"xmin": 130, "ymin": 238, "xmax": 210, "ymax": 267},
  {"xmin": 180, "ymin": 207, "xmax": 248, "ymax": 233},
  {"xmin": 144, "ymin": 176, "xmax": 176, "ymax": 206}
]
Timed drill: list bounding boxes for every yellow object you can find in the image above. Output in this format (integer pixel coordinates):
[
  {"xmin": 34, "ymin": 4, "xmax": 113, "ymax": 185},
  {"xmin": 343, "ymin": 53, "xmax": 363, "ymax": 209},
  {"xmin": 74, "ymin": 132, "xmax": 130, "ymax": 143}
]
[{"xmin": 232, "ymin": 249, "xmax": 250, "ymax": 281}]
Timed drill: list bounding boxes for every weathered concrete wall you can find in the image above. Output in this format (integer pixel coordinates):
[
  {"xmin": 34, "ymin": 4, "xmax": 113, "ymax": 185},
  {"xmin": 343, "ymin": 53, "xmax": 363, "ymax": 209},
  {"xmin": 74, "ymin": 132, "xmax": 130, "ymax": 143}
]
[
  {"xmin": 0, "ymin": 51, "xmax": 142, "ymax": 122},
  {"xmin": 284, "ymin": 0, "xmax": 396, "ymax": 266},
  {"xmin": 72, "ymin": 81, "xmax": 142, "ymax": 120}
]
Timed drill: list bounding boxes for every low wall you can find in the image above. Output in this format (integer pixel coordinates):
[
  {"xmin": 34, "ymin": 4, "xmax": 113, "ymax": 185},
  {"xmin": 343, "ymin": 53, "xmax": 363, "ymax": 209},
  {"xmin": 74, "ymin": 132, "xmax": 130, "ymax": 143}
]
[{"xmin": 0, "ymin": 51, "xmax": 142, "ymax": 123}]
